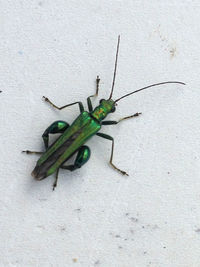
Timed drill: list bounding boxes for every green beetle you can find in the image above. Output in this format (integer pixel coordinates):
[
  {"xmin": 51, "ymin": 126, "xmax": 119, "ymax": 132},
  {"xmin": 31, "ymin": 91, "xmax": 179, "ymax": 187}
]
[{"xmin": 24, "ymin": 36, "xmax": 185, "ymax": 190}]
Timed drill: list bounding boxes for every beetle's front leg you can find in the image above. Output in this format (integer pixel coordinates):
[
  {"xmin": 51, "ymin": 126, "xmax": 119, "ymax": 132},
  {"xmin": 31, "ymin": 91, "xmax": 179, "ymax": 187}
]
[
  {"xmin": 96, "ymin": 133, "xmax": 128, "ymax": 176},
  {"xmin": 102, "ymin": 112, "xmax": 142, "ymax": 125},
  {"xmin": 52, "ymin": 146, "xmax": 91, "ymax": 190},
  {"xmin": 42, "ymin": 120, "xmax": 70, "ymax": 149},
  {"xmin": 87, "ymin": 75, "xmax": 100, "ymax": 112},
  {"xmin": 43, "ymin": 97, "xmax": 84, "ymax": 113}
]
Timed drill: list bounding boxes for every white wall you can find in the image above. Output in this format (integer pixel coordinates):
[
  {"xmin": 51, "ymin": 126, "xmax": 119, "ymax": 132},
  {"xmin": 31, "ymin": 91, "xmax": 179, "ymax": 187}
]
[{"xmin": 0, "ymin": 1, "xmax": 199, "ymax": 266}]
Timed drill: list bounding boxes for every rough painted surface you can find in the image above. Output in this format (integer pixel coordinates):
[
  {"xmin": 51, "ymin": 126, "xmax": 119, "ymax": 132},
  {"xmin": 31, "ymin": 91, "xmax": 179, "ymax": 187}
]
[{"xmin": 0, "ymin": 1, "xmax": 199, "ymax": 266}]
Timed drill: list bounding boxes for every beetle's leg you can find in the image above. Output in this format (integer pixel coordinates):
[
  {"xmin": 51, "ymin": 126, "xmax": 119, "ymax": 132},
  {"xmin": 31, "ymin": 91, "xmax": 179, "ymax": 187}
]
[
  {"xmin": 52, "ymin": 146, "xmax": 90, "ymax": 190},
  {"xmin": 102, "ymin": 112, "xmax": 142, "ymax": 125},
  {"xmin": 43, "ymin": 96, "xmax": 84, "ymax": 113},
  {"xmin": 23, "ymin": 120, "xmax": 70, "ymax": 154},
  {"xmin": 96, "ymin": 75, "xmax": 100, "ymax": 95},
  {"xmin": 42, "ymin": 120, "xmax": 70, "ymax": 149},
  {"xmin": 52, "ymin": 169, "xmax": 59, "ymax": 191},
  {"xmin": 96, "ymin": 132, "xmax": 128, "ymax": 176},
  {"xmin": 87, "ymin": 75, "xmax": 100, "ymax": 112},
  {"xmin": 61, "ymin": 145, "xmax": 91, "ymax": 171},
  {"xmin": 22, "ymin": 150, "xmax": 43, "ymax": 155}
]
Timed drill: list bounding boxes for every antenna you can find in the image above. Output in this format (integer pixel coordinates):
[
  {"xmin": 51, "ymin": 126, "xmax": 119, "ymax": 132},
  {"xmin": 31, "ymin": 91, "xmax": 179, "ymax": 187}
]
[
  {"xmin": 115, "ymin": 81, "xmax": 185, "ymax": 103},
  {"xmin": 109, "ymin": 35, "xmax": 120, "ymax": 99}
]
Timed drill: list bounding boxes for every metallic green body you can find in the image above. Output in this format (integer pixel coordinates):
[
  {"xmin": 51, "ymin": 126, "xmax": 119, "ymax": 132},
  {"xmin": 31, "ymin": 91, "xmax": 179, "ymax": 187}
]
[
  {"xmin": 32, "ymin": 99, "xmax": 116, "ymax": 180},
  {"xmin": 32, "ymin": 111, "xmax": 102, "ymax": 179}
]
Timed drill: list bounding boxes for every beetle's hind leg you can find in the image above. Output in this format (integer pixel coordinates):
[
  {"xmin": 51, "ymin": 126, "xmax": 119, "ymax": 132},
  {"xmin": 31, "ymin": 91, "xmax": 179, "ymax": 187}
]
[
  {"xmin": 42, "ymin": 120, "xmax": 70, "ymax": 149},
  {"xmin": 61, "ymin": 145, "xmax": 91, "ymax": 171},
  {"xmin": 52, "ymin": 146, "xmax": 91, "ymax": 191},
  {"xmin": 23, "ymin": 120, "xmax": 70, "ymax": 155}
]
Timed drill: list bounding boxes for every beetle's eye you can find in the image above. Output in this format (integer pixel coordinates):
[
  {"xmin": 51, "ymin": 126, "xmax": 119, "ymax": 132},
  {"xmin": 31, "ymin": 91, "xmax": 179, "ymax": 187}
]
[
  {"xmin": 111, "ymin": 106, "xmax": 116, "ymax": 113},
  {"xmin": 99, "ymin": 99, "xmax": 104, "ymax": 104}
]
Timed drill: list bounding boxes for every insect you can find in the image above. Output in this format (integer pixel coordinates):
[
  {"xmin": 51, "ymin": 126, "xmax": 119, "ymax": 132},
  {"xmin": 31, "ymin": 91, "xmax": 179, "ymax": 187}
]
[{"xmin": 23, "ymin": 36, "xmax": 185, "ymax": 190}]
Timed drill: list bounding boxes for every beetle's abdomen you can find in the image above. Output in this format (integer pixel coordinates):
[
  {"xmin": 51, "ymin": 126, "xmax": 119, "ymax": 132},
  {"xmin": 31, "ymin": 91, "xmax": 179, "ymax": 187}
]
[
  {"xmin": 33, "ymin": 112, "xmax": 101, "ymax": 179},
  {"xmin": 32, "ymin": 166, "xmax": 46, "ymax": 180}
]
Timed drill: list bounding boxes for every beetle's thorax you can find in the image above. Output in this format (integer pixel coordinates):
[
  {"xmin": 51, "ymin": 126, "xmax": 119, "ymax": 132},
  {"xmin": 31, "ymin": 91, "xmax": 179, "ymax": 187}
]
[{"xmin": 91, "ymin": 99, "xmax": 115, "ymax": 122}]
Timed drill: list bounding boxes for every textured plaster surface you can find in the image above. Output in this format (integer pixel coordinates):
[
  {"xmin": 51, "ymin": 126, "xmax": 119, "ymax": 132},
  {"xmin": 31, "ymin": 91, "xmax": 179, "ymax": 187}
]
[{"xmin": 0, "ymin": 1, "xmax": 200, "ymax": 266}]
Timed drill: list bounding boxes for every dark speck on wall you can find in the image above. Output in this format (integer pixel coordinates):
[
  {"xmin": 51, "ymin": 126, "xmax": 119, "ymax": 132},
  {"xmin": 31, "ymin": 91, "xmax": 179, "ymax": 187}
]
[
  {"xmin": 37, "ymin": 225, "xmax": 45, "ymax": 230},
  {"xmin": 38, "ymin": 198, "xmax": 47, "ymax": 201},
  {"xmin": 74, "ymin": 208, "xmax": 81, "ymax": 212},
  {"xmin": 142, "ymin": 224, "xmax": 159, "ymax": 230},
  {"xmin": 59, "ymin": 226, "xmax": 66, "ymax": 232},
  {"xmin": 169, "ymin": 47, "xmax": 177, "ymax": 59},
  {"xmin": 125, "ymin": 212, "xmax": 139, "ymax": 222},
  {"xmin": 109, "ymin": 232, "xmax": 122, "ymax": 239},
  {"xmin": 130, "ymin": 217, "xmax": 138, "ymax": 223}
]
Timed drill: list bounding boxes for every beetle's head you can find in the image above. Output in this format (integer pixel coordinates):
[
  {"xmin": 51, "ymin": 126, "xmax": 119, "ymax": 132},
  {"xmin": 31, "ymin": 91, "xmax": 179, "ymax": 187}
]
[{"xmin": 99, "ymin": 98, "xmax": 116, "ymax": 113}]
